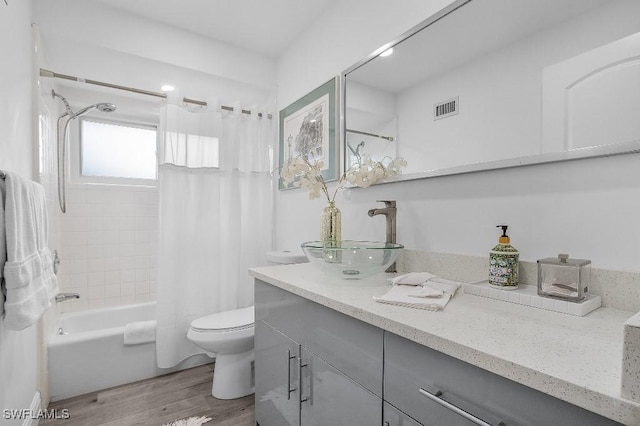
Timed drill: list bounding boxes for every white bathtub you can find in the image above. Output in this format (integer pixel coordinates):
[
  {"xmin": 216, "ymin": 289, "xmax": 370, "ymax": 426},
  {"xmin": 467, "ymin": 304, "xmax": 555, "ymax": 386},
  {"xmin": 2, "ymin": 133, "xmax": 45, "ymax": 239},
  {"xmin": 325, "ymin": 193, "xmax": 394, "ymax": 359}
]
[{"xmin": 48, "ymin": 302, "xmax": 211, "ymax": 401}]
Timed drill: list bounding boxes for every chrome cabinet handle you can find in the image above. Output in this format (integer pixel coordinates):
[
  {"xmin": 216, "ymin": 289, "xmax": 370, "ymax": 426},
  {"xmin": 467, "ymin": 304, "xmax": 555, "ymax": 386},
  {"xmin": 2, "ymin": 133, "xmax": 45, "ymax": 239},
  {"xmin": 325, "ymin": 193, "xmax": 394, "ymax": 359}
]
[
  {"xmin": 287, "ymin": 350, "xmax": 296, "ymax": 400},
  {"xmin": 299, "ymin": 356, "xmax": 309, "ymax": 404},
  {"xmin": 418, "ymin": 388, "xmax": 495, "ymax": 426}
]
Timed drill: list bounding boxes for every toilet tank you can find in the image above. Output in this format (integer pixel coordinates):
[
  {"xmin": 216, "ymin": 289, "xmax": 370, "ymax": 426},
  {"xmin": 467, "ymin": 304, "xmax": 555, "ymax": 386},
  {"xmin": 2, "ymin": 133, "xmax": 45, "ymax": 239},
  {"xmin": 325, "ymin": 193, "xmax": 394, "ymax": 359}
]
[{"xmin": 265, "ymin": 250, "xmax": 308, "ymax": 265}]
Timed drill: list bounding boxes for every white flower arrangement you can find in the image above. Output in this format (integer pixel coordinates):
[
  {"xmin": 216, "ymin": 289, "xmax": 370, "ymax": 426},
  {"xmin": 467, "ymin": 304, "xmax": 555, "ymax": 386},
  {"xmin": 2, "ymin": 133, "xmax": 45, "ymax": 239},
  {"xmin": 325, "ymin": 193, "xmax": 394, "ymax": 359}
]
[{"xmin": 280, "ymin": 154, "xmax": 407, "ymax": 201}]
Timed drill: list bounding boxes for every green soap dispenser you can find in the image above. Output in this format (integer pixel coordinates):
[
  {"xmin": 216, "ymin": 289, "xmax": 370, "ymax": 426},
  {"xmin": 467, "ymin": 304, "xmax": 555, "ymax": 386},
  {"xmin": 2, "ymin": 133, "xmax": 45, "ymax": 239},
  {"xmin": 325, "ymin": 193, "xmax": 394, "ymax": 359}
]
[{"xmin": 489, "ymin": 225, "xmax": 519, "ymax": 289}]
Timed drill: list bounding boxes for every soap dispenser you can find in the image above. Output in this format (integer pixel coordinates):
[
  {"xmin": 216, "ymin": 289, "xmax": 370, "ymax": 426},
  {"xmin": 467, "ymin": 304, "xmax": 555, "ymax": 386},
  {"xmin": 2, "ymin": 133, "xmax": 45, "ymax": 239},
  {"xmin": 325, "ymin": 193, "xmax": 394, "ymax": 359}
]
[{"xmin": 489, "ymin": 225, "xmax": 519, "ymax": 289}]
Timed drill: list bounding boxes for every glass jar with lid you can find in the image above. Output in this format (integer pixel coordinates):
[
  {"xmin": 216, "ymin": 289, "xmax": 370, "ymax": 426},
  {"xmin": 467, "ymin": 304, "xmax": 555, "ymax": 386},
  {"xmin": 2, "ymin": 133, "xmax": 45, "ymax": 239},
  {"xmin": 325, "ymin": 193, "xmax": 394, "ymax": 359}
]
[{"xmin": 537, "ymin": 254, "xmax": 590, "ymax": 302}]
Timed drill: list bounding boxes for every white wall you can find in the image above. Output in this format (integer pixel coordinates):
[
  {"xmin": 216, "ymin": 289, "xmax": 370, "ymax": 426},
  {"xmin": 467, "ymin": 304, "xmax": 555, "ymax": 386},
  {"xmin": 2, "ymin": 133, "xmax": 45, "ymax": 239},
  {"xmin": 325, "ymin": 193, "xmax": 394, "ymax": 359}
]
[
  {"xmin": 275, "ymin": 0, "xmax": 640, "ymax": 274},
  {"xmin": 32, "ymin": 0, "xmax": 276, "ymax": 109},
  {"xmin": 0, "ymin": 1, "xmax": 38, "ymax": 423}
]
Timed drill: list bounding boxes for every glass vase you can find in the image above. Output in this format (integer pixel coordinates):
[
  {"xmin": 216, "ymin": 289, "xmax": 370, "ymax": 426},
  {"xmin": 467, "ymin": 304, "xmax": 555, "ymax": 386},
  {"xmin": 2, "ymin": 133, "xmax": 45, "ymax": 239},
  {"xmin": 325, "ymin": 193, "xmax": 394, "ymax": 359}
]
[{"xmin": 321, "ymin": 201, "xmax": 341, "ymax": 246}]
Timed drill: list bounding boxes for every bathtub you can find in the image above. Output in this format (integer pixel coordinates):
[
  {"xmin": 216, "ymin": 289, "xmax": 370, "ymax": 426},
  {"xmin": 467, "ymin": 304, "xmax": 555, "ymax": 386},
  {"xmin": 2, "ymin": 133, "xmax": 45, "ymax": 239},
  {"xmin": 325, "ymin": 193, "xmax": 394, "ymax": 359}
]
[{"xmin": 48, "ymin": 302, "xmax": 211, "ymax": 401}]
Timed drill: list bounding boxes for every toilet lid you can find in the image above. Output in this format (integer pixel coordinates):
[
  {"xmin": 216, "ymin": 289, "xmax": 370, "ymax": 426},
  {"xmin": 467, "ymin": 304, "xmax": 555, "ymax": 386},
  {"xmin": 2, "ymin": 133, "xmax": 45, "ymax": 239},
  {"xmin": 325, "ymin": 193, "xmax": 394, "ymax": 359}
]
[{"xmin": 190, "ymin": 306, "xmax": 254, "ymax": 332}]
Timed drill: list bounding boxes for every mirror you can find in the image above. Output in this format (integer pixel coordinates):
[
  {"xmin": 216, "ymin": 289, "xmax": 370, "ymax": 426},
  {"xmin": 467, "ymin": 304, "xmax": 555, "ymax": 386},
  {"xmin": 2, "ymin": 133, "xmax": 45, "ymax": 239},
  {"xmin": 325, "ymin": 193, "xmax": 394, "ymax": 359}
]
[{"xmin": 343, "ymin": 0, "xmax": 640, "ymax": 182}]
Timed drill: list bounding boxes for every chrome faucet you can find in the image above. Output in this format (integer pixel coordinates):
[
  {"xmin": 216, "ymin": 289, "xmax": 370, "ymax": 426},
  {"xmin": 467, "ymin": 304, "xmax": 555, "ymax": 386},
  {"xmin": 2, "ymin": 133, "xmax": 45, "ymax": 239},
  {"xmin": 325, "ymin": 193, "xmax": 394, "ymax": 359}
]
[
  {"xmin": 368, "ymin": 200, "xmax": 397, "ymax": 272},
  {"xmin": 55, "ymin": 293, "xmax": 80, "ymax": 303}
]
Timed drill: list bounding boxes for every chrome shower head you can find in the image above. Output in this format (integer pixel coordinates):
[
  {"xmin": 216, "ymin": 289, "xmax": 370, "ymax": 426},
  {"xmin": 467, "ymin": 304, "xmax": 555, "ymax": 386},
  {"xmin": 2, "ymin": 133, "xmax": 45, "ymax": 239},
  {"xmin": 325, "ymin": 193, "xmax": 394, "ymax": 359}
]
[
  {"xmin": 71, "ymin": 102, "xmax": 117, "ymax": 118},
  {"xmin": 97, "ymin": 103, "xmax": 116, "ymax": 113}
]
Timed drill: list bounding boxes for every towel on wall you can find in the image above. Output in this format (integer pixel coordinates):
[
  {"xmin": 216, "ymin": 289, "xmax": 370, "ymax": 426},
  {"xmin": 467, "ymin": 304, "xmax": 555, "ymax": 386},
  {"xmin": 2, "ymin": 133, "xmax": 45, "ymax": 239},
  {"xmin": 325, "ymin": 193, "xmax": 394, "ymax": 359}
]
[
  {"xmin": 374, "ymin": 272, "xmax": 463, "ymax": 311},
  {"xmin": 1, "ymin": 172, "xmax": 58, "ymax": 330},
  {"xmin": 124, "ymin": 320, "xmax": 157, "ymax": 345}
]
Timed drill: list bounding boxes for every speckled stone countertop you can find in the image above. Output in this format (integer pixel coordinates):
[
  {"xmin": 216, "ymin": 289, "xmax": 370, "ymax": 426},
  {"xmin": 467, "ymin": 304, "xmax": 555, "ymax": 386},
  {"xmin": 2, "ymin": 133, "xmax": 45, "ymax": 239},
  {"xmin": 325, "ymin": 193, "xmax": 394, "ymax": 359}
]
[{"xmin": 250, "ymin": 263, "xmax": 640, "ymax": 425}]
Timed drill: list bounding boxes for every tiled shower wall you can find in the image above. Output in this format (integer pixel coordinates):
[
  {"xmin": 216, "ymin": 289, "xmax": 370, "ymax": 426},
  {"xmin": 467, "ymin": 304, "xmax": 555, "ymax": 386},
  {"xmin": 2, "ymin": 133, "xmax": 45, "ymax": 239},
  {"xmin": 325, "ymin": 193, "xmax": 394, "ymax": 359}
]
[{"xmin": 57, "ymin": 184, "xmax": 158, "ymax": 313}]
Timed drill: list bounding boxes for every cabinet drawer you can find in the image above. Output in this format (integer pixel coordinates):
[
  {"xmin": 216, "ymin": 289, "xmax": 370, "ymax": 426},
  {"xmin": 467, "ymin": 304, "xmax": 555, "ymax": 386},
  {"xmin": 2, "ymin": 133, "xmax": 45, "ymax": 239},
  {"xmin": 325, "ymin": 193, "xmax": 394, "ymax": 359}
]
[
  {"xmin": 384, "ymin": 332, "xmax": 621, "ymax": 426},
  {"xmin": 255, "ymin": 280, "xmax": 310, "ymax": 344},
  {"xmin": 303, "ymin": 301, "xmax": 383, "ymax": 397}
]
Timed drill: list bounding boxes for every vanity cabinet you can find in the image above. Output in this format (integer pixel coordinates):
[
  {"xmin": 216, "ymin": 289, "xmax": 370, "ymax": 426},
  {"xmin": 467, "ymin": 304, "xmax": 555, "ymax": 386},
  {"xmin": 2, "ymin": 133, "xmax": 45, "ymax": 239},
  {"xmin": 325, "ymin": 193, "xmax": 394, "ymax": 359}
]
[
  {"xmin": 255, "ymin": 280, "xmax": 383, "ymax": 426},
  {"xmin": 255, "ymin": 279, "xmax": 622, "ymax": 426}
]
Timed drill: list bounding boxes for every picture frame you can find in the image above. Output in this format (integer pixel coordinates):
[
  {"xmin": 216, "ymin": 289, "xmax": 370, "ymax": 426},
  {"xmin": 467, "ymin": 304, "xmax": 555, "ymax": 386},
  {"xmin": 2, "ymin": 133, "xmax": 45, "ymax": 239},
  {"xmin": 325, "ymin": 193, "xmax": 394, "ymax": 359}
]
[{"xmin": 279, "ymin": 77, "xmax": 339, "ymax": 190}]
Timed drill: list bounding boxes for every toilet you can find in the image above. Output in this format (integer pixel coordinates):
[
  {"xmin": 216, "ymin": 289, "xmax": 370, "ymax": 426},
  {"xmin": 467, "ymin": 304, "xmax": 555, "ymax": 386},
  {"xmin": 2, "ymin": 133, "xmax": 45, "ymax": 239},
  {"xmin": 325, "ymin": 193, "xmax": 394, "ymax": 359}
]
[{"xmin": 186, "ymin": 250, "xmax": 307, "ymax": 399}]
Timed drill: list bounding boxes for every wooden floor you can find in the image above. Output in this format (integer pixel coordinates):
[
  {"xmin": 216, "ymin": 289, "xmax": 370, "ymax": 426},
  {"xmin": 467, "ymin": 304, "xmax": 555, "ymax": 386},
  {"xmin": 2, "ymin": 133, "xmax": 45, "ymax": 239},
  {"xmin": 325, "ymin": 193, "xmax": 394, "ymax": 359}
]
[{"xmin": 41, "ymin": 364, "xmax": 255, "ymax": 426}]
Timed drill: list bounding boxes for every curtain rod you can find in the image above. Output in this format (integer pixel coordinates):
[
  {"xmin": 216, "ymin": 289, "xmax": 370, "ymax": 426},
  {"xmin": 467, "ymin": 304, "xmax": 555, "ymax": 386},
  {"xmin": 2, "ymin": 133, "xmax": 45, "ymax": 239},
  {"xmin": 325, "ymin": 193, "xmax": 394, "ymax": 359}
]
[
  {"xmin": 346, "ymin": 128, "xmax": 395, "ymax": 142},
  {"xmin": 39, "ymin": 68, "xmax": 272, "ymax": 119}
]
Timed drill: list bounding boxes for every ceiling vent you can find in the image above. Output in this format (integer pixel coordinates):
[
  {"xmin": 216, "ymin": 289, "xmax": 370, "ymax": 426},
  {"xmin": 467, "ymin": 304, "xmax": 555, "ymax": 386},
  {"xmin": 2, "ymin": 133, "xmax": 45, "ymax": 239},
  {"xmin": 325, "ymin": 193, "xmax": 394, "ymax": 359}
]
[{"xmin": 434, "ymin": 96, "xmax": 459, "ymax": 120}]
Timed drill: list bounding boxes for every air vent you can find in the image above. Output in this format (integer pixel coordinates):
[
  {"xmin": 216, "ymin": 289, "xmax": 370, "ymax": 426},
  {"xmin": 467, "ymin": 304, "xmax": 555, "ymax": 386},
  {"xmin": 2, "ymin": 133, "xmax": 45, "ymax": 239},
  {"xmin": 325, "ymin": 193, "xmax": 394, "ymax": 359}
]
[{"xmin": 434, "ymin": 96, "xmax": 459, "ymax": 120}]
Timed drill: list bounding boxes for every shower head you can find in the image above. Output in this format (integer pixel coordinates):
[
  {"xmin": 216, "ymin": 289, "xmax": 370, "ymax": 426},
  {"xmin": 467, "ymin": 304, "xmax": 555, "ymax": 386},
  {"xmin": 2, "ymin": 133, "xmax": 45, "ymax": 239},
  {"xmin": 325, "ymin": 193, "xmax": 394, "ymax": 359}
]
[
  {"xmin": 97, "ymin": 103, "xmax": 116, "ymax": 113},
  {"xmin": 71, "ymin": 102, "xmax": 117, "ymax": 118}
]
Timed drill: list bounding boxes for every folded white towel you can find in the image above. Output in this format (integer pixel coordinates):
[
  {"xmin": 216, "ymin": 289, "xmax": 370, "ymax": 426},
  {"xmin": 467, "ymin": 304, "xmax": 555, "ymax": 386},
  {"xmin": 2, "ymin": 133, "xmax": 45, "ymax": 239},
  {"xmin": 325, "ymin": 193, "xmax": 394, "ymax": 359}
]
[
  {"xmin": 374, "ymin": 285, "xmax": 452, "ymax": 311},
  {"xmin": 1, "ymin": 172, "xmax": 58, "ymax": 330},
  {"xmin": 391, "ymin": 272, "xmax": 438, "ymax": 286},
  {"xmin": 408, "ymin": 286, "xmax": 444, "ymax": 298},
  {"xmin": 124, "ymin": 320, "xmax": 157, "ymax": 345},
  {"xmin": 376, "ymin": 272, "xmax": 463, "ymax": 311}
]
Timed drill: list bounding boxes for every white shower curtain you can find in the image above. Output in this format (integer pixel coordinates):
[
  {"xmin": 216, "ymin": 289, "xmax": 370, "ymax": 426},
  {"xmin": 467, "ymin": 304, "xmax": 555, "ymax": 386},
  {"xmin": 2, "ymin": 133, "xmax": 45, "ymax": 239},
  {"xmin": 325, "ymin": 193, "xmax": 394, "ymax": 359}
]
[{"xmin": 155, "ymin": 99, "xmax": 273, "ymax": 368}]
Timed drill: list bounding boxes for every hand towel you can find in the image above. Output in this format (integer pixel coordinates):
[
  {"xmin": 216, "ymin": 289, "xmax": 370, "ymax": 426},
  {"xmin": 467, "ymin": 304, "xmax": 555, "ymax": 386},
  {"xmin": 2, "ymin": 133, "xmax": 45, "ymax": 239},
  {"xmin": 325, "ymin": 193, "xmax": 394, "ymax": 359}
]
[
  {"xmin": 376, "ymin": 271, "xmax": 463, "ymax": 311},
  {"xmin": 374, "ymin": 284, "xmax": 452, "ymax": 311},
  {"xmin": 390, "ymin": 272, "xmax": 438, "ymax": 286},
  {"xmin": 124, "ymin": 320, "xmax": 157, "ymax": 345},
  {"xmin": 1, "ymin": 172, "xmax": 58, "ymax": 330}
]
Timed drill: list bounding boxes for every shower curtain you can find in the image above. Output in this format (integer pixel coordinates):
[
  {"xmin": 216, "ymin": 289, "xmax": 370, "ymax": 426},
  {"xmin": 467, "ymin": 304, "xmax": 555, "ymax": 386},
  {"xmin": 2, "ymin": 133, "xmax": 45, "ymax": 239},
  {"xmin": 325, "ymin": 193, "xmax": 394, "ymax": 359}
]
[{"xmin": 155, "ymin": 99, "xmax": 273, "ymax": 368}]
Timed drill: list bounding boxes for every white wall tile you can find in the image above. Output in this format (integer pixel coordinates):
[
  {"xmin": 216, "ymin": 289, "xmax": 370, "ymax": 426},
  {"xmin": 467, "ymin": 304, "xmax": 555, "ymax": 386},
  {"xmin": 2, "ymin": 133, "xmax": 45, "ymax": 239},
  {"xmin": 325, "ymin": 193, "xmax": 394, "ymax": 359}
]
[
  {"xmin": 67, "ymin": 259, "xmax": 88, "ymax": 274},
  {"xmin": 122, "ymin": 269, "xmax": 136, "ymax": 283},
  {"xmin": 135, "ymin": 256, "xmax": 151, "ymax": 268},
  {"xmin": 104, "ymin": 285, "xmax": 120, "ymax": 298},
  {"xmin": 135, "ymin": 281, "xmax": 149, "ymax": 295},
  {"xmin": 135, "ymin": 268, "xmax": 149, "ymax": 281},
  {"xmin": 119, "ymin": 230, "xmax": 135, "ymax": 243},
  {"xmin": 120, "ymin": 257, "xmax": 136, "ymax": 270},
  {"xmin": 86, "ymin": 216, "xmax": 104, "ymax": 231},
  {"xmin": 69, "ymin": 273, "xmax": 88, "ymax": 288},
  {"xmin": 87, "ymin": 259, "xmax": 105, "ymax": 272},
  {"xmin": 104, "ymin": 257, "xmax": 120, "ymax": 271},
  {"xmin": 104, "ymin": 270, "xmax": 121, "ymax": 284},
  {"xmin": 86, "ymin": 245, "xmax": 104, "ymax": 259},
  {"xmin": 87, "ymin": 272, "xmax": 105, "ymax": 286},
  {"xmin": 85, "ymin": 190, "xmax": 105, "ymax": 204},
  {"xmin": 88, "ymin": 286, "xmax": 105, "ymax": 300},
  {"xmin": 66, "ymin": 189, "xmax": 86, "ymax": 204},
  {"xmin": 103, "ymin": 244, "xmax": 120, "ymax": 258},
  {"xmin": 62, "ymin": 245, "xmax": 88, "ymax": 260},
  {"xmin": 61, "ymin": 216, "xmax": 88, "ymax": 232},
  {"xmin": 62, "ymin": 231, "xmax": 87, "ymax": 246},
  {"xmin": 86, "ymin": 231, "xmax": 104, "ymax": 245},
  {"xmin": 120, "ymin": 243, "xmax": 136, "ymax": 257},
  {"xmin": 60, "ymin": 185, "xmax": 158, "ymax": 312},
  {"xmin": 132, "ymin": 192, "xmax": 149, "ymax": 204}
]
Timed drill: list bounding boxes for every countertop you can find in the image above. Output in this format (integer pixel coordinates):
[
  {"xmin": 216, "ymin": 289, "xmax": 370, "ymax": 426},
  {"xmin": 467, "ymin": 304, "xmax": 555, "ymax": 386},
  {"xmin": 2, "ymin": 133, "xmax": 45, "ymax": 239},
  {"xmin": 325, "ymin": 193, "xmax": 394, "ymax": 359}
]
[{"xmin": 250, "ymin": 263, "xmax": 640, "ymax": 425}]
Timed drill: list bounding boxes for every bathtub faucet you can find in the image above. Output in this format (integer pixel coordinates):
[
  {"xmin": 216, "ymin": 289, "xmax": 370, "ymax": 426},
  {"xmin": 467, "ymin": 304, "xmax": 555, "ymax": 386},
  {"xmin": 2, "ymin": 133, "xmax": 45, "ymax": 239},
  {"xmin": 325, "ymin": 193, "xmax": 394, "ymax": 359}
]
[{"xmin": 55, "ymin": 293, "xmax": 80, "ymax": 303}]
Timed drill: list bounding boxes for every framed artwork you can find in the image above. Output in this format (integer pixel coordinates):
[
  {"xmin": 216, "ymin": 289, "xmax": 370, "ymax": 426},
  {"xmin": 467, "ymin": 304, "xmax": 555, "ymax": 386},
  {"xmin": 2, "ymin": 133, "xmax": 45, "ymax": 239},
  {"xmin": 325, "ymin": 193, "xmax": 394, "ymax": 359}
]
[{"xmin": 279, "ymin": 77, "xmax": 339, "ymax": 190}]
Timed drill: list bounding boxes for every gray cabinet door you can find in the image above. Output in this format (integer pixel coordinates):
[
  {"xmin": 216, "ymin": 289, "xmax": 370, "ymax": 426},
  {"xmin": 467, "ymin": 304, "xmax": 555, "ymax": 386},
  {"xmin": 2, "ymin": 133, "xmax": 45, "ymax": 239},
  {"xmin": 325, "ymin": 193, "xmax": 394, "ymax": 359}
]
[
  {"xmin": 383, "ymin": 402, "xmax": 423, "ymax": 426},
  {"xmin": 255, "ymin": 321, "xmax": 300, "ymax": 426},
  {"xmin": 300, "ymin": 346, "xmax": 382, "ymax": 426}
]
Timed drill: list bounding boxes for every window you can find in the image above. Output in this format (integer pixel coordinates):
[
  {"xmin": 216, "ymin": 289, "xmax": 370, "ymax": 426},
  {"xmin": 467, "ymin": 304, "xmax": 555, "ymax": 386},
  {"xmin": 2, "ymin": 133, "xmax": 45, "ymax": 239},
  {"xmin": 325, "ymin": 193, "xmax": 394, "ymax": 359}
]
[{"xmin": 80, "ymin": 119, "xmax": 157, "ymax": 181}]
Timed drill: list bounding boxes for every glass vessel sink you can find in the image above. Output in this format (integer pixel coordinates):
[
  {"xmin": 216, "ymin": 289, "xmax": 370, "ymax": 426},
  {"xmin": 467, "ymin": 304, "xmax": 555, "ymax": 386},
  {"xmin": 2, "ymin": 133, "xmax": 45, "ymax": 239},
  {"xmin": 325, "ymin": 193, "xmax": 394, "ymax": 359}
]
[{"xmin": 301, "ymin": 240, "xmax": 404, "ymax": 279}]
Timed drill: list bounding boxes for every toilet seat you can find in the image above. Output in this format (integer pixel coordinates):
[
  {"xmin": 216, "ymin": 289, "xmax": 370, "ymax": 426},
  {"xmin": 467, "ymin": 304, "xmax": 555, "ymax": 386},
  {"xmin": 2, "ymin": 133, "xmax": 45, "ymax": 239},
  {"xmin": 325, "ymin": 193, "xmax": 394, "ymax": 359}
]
[{"xmin": 190, "ymin": 306, "xmax": 254, "ymax": 333}]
